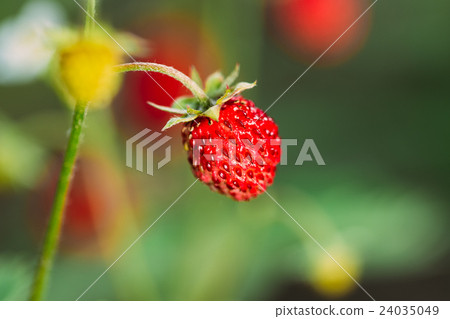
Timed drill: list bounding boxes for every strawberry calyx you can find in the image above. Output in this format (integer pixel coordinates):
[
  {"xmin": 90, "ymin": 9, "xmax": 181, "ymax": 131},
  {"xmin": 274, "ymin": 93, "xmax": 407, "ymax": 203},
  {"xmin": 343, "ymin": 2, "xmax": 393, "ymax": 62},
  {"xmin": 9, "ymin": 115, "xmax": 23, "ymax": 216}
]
[
  {"xmin": 149, "ymin": 64, "xmax": 256, "ymax": 130},
  {"xmin": 115, "ymin": 62, "xmax": 256, "ymax": 130}
]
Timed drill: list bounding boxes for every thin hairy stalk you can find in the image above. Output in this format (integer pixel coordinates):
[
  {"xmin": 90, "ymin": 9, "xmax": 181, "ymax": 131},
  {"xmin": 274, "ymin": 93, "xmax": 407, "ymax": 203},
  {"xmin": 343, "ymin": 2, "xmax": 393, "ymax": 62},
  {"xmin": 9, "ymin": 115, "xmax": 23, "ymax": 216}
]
[{"xmin": 115, "ymin": 62, "xmax": 210, "ymax": 106}]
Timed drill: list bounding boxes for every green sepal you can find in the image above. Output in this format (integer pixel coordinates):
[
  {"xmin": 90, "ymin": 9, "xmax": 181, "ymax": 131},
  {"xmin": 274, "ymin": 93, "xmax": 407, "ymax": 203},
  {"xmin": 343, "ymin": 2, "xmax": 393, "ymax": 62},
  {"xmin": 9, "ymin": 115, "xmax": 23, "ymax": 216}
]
[
  {"xmin": 148, "ymin": 66, "xmax": 256, "ymax": 129},
  {"xmin": 171, "ymin": 96, "xmax": 199, "ymax": 110},
  {"xmin": 147, "ymin": 101, "xmax": 188, "ymax": 114},
  {"xmin": 202, "ymin": 104, "xmax": 221, "ymax": 122},
  {"xmin": 220, "ymin": 64, "xmax": 240, "ymax": 91},
  {"xmin": 163, "ymin": 114, "xmax": 199, "ymax": 131},
  {"xmin": 205, "ymin": 71, "xmax": 224, "ymax": 97},
  {"xmin": 190, "ymin": 66, "xmax": 203, "ymax": 88},
  {"xmin": 216, "ymin": 81, "xmax": 257, "ymax": 105},
  {"xmin": 186, "ymin": 106, "xmax": 202, "ymax": 115},
  {"xmin": 233, "ymin": 81, "xmax": 257, "ymax": 95}
]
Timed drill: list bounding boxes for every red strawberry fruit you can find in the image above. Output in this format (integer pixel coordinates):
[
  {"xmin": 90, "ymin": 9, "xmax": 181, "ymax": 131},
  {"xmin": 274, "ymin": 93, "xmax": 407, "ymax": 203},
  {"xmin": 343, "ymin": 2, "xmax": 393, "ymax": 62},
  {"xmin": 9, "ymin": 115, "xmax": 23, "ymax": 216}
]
[
  {"xmin": 182, "ymin": 96, "xmax": 280, "ymax": 201},
  {"xmin": 118, "ymin": 63, "xmax": 282, "ymax": 201}
]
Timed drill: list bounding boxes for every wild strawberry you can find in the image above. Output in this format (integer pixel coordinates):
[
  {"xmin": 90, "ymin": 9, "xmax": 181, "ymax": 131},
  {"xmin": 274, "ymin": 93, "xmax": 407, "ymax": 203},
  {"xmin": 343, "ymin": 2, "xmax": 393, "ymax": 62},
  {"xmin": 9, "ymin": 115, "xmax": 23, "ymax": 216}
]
[
  {"xmin": 181, "ymin": 96, "xmax": 280, "ymax": 201},
  {"xmin": 117, "ymin": 63, "xmax": 282, "ymax": 200}
]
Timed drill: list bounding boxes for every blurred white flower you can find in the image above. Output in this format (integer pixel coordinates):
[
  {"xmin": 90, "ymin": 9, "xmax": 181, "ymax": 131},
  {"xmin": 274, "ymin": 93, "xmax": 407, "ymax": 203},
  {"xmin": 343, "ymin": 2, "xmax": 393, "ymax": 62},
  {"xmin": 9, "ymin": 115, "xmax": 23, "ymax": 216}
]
[{"xmin": 0, "ymin": 1, "xmax": 65, "ymax": 84}]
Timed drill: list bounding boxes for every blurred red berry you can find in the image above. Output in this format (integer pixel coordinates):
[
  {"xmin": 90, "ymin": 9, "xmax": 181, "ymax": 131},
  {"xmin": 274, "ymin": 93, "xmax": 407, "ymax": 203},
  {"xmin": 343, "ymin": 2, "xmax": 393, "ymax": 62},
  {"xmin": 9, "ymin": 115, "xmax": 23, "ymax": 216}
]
[
  {"xmin": 270, "ymin": 0, "xmax": 372, "ymax": 64},
  {"xmin": 29, "ymin": 154, "xmax": 121, "ymax": 254},
  {"xmin": 116, "ymin": 14, "xmax": 222, "ymax": 133}
]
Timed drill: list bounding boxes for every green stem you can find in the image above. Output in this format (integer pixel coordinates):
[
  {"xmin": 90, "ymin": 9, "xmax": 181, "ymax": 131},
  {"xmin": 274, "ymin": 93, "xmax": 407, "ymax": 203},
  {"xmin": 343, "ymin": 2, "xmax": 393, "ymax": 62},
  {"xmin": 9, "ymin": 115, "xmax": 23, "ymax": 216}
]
[
  {"xmin": 29, "ymin": 0, "xmax": 96, "ymax": 301},
  {"xmin": 115, "ymin": 62, "xmax": 210, "ymax": 107},
  {"xmin": 84, "ymin": 0, "xmax": 96, "ymax": 37},
  {"xmin": 29, "ymin": 103, "xmax": 88, "ymax": 301}
]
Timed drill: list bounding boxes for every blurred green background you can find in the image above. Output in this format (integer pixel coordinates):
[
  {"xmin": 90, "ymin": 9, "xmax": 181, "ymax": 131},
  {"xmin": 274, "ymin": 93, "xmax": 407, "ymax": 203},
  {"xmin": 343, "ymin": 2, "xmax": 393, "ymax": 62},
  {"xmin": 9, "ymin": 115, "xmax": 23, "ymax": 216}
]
[{"xmin": 0, "ymin": 0, "xmax": 449, "ymax": 300}]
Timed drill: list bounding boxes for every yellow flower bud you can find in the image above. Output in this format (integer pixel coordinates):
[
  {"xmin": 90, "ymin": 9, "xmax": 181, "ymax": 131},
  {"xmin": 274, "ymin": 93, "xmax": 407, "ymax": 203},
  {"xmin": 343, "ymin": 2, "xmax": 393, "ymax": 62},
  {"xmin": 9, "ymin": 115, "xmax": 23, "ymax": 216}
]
[
  {"xmin": 58, "ymin": 38, "xmax": 121, "ymax": 107},
  {"xmin": 311, "ymin": 247, "xmax": 361, "ymax": 298}
]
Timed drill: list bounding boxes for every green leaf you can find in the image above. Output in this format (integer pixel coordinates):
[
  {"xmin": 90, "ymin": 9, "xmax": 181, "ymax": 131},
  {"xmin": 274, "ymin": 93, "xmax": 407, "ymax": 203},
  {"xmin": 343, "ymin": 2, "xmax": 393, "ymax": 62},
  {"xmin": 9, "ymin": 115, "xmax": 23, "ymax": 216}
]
[
  {"xmin": 190, "ymin": 66, "xmax": 203, "ymax": 88},
  {"xmin": 147, "ymin": 101, "xmax": 188, "ymax": 114},
  {"xmin": 163, "ymin": 114, "xmax": 199, "ymax": 130},
  {"xmin": 202, "ymin": 104, "xmax": 221, "ymax": 122},
  {"xmin": 205, "ymin": 71, "xmax": 224, "ymax": 97}
]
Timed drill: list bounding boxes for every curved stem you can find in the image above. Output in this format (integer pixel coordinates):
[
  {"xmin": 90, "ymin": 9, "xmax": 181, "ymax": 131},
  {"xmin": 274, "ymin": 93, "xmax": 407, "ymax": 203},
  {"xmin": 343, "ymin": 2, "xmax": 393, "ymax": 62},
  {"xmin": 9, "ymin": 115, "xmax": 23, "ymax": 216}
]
[
  {"xmin": 29, "ymin": 103, "xmax": 88, "ymax": 301},
  {"xmin": 115, "ymin": 62, "xmax": 210, "ymax": 107}
]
